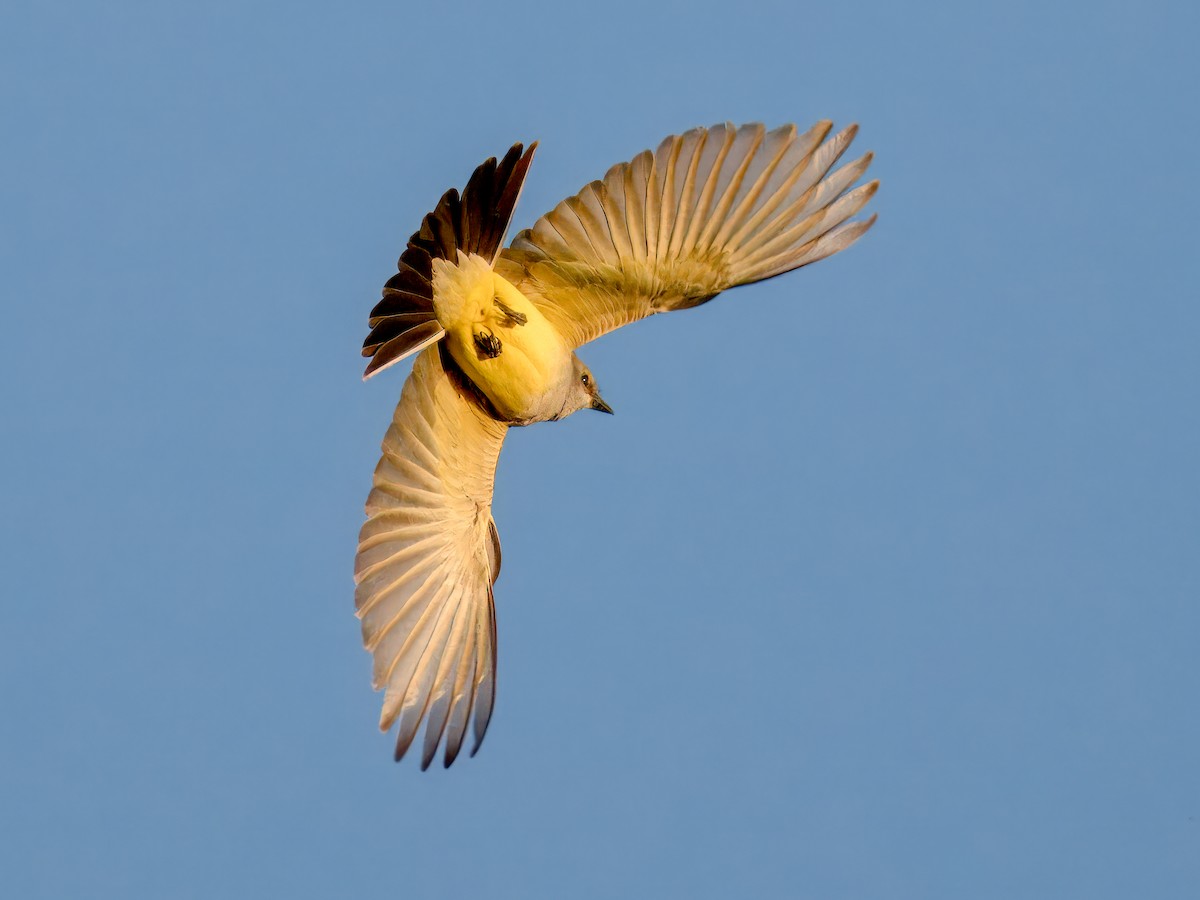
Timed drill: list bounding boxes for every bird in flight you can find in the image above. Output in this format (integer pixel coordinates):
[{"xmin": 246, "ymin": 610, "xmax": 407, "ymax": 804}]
[{"xmin": 355, "ymin": 121, "xmax": 878, "ymax": 768}]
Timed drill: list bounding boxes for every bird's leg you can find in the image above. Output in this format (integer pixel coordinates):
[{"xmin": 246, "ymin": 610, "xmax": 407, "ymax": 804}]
[
  {"xmin": 493, "ymin": 297, "xmax": 528, "ymax": 327},
  {"xmin": 473, "ymin": 327, "xmax": 503, "ymax": 359}
]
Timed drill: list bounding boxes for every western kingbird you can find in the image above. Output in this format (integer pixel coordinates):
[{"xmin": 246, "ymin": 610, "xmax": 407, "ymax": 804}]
[{"xmin": 356, "ymin": 121, "xmax": 878, "ymax": 768}]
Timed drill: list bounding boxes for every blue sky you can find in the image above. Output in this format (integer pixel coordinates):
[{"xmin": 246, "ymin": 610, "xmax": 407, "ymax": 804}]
[{"xmin": 3, "ymin": 1, "xmax": 1198, "ymax": 897}]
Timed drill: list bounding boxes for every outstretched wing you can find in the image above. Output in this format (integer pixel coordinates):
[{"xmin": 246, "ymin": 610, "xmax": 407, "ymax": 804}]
[
  {"xmin": 355, "ymin": 346, "xmax": 508, "ymax": 768},
  {"xmin": 496, "ymin": 121, "xmax": 877, "ymax": 348},
  {"xmin": 363, "ymin": 142, "xmax": 537, "ymax": 378}
]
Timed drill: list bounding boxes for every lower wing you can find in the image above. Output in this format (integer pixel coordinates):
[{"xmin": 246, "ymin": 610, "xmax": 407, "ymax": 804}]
[{"xmin": 355, "ymin": 346, "xmax": 508, "ymax": 768}]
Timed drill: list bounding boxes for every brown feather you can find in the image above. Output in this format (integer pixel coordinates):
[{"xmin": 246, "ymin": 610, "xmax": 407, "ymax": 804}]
[
  {"xmin": 363, "ymin": 142, "xmax": 537, "ymax": 378},
  {"xmin": 363, "ymin": 321, "xmax": 444, "ymax": 378}
]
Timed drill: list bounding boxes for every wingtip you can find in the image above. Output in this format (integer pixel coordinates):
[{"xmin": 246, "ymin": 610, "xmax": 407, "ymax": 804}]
[
  {"xmin": 500, "ymin": 140, "xmax": 538, "ymax": 165},
  {"xmin": 394, "ymin": 730, "xmax": 416, "ymax": 763},
  {"xmin": 362, "ymin": 355, "xmax": 396, "ymax": 381},
  {"xmin": 362, "ymin": 358, "xmax": 389, "ymax": 382},
  {"xmin": 361, "ymin": 326, "xmax": 445, "ymax": 380},
  {"xmin": 469, "ymin": 728, "xmax": 488, "ymax": 757}
]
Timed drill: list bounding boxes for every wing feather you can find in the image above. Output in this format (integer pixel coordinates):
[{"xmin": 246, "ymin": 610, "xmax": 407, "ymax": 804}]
[
  {"xmin": 665, "ymin": 127, "xmax": 707, "ymax": 260},
  {"xmin": 738, "ymin": 179, "xmax": 880, "ymax": 273},
  {"xmin": 419, "ymin": 592, "xmax": 477, "ymax": 769},
  {"xmin": 470, "ymin": 591, "xmax": 498, "ymax": 756},
  {"xmin": 722, "ymin": 120, "xmax": 833, "ymax": 253},
  {"xmin": 355, "ymin": 346, "xmax": 507, "ymax": 766},
  {"xmin": 360, "ymin": 552, "xmax": 452, "ymax": 654},
  {"xmin": 543, "ymin": 203, "xmax": 592, "ymax": 259},
  {"xmin": 651, "ymin": 133, "xmax": 677, "ymax": 265},
  {"xmin": 642, "ymin": 149, "xmax": 662, "ymax": 263},
  {"xmin": 440, "ymin": 615, "xmax": 479, "ymax": 767},
  {"xmin": 498, "ymin": 121, "xmax": 878, "ymax": 348},
  {"xmin": 678, "ymin": 122, "xmax": 735, "ymax": 256},
  {"xmin": 710, "ymin": 123, "xmax": 792, "ymax": 248},
  {"xmin": 530, "ymin": 214, "xmax": 575, "ymax": 259},
  {"xmin": 576, "ymin": 182, "xmax": 621, "ymax": 265},
  {"xmin": 696, "ymin": 123, "xmax": 764, "ymax": 250},
  {"xmin": 391, "ymin": 581, "xmax": 463, "ymax": 761},
  {"xmin": 624, "ymin": 150, "xmax": 652, "ymax": 265},
  {"xmin": 600, "ymin": 162, "xmax": 635, "ymax": 261}
]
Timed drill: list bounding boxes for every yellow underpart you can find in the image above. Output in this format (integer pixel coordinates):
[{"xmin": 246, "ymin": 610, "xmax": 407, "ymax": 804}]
[{"xmin": 432, "ymin": 253, "xmax": 570, "ymax": 422}]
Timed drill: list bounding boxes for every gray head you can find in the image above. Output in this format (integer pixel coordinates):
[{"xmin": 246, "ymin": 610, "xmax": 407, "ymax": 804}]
[{"xmin": 561, "ymin": 354, "xmax": 614, "ymax": 418}]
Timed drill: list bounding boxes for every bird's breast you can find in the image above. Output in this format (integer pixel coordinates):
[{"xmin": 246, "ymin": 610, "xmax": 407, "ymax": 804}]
[{"xmin": 437, "ymin": 268, "xmax": 572, "ymax": 423}]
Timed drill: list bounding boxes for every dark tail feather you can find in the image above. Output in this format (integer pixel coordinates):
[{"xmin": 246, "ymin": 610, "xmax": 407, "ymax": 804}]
[
  {"xmin": 362, "ymin": 142, "xmax": 538, "ymax": 380},
  {"xmin": 363, "ymin": 321, "xmax": 445, "ymax": 379}
]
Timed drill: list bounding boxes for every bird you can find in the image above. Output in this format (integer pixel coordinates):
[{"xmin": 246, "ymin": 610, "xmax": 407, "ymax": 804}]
[{"xmin": 355, "ymin": 121, "xmax": 878, "ymax": 768}]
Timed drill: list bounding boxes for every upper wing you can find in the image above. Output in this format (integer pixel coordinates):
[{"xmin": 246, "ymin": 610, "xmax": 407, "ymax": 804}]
[
  {"xmin": 363, "ymin": 142, "xmax": 537, "ymax": 379},
  {"xmin": 495, "ymin": 121, "xmax": 877, "ymax": 348},
  {"xmin": 354, "ymin": 346, "xmax": 508, "ymax": 768}
]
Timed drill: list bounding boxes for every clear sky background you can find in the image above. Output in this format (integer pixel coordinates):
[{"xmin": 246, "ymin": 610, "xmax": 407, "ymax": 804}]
[{"xmin": 3, "ymin": 1, "xmax": 1198, "ymax": 897}]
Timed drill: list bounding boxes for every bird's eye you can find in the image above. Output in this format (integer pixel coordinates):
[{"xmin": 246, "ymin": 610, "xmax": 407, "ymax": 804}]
[{"xmin": 581, "ymin": 373, "xmax": 590, "ymax": 386}]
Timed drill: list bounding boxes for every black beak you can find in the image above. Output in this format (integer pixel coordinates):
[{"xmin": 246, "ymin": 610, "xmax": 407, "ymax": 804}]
[{"xmin": 591, "ymin": 394, "xmax": 614, "ymax": 415}]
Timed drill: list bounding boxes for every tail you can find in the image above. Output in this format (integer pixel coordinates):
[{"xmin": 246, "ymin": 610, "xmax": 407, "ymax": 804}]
[{"xmin": 362, "ymin": 142, "xmax": 538, "ymax": 379}]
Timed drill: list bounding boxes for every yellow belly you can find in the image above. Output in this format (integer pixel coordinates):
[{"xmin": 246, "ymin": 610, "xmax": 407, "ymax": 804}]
[{"xmin": 438, "ymin": 269, "xmax": 570, "ymax": 422}]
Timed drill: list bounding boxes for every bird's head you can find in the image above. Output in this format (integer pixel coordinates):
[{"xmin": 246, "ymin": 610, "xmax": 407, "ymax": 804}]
[{"xmin": 563, "ymin": 355, "xmax": 613, "ymax": 417}]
